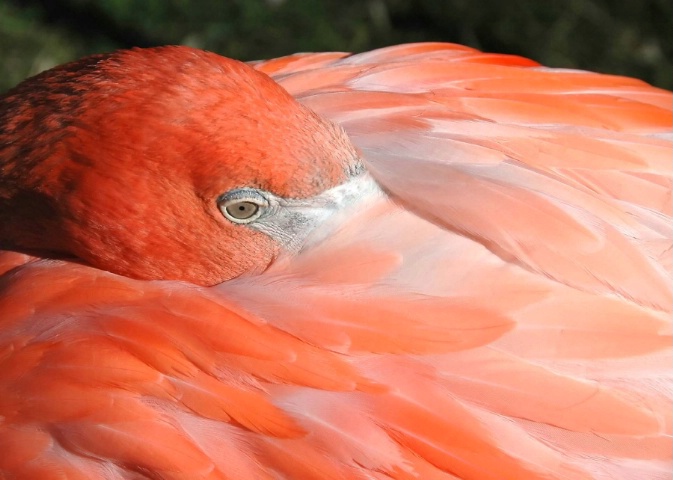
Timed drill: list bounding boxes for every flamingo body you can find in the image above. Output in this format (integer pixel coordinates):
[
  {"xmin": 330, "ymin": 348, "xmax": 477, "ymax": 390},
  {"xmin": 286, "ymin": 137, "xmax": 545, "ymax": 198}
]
[{"xmin": 0, "ymin": 43, "xmax": 671, "ymax": 479}]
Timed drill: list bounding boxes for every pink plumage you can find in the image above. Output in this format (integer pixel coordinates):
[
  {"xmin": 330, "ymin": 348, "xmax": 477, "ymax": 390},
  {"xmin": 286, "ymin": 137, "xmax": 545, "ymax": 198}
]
[{"xmin": 0, "ymin": 43, "xmax": 670, "ymax": 479}]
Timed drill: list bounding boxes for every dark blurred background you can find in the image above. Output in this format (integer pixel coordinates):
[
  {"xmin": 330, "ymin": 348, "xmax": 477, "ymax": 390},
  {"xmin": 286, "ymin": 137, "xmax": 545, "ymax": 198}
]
[{"xmin": 1, "ymin": 0, "xmax": 671, "ymax": 93}]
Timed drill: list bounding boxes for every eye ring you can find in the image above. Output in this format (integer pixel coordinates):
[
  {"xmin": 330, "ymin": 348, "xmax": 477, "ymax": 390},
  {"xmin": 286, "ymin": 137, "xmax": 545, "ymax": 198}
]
[{"xmin": 217, "ymin": 189, "xmax": 267, "ymax": 224}]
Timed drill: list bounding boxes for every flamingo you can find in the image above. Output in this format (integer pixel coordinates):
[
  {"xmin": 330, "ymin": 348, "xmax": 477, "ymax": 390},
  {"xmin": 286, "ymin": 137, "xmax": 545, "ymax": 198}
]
[{"xmin": 0, "ymin": 42, "xmax": 670, "ymax": 480}]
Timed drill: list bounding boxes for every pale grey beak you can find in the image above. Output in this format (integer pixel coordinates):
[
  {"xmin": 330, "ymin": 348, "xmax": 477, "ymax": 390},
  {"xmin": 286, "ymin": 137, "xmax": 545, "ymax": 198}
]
[{"xmin": 250, "ymin": 170, "xmax": 383, "ymax": 253}]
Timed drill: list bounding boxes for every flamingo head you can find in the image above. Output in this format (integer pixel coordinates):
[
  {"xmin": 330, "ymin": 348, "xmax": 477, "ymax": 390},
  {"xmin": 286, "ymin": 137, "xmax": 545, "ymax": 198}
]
[{"xmin": 0, "ymin": 47, "xmax": 368, "ymax": 285}]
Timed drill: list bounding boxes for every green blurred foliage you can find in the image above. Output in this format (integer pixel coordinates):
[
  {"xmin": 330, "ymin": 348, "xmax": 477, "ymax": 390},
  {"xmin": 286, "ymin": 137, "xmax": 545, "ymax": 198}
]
[{"xmin": 0, "ymin": 0, "xmax": 671, "ymax": 93}]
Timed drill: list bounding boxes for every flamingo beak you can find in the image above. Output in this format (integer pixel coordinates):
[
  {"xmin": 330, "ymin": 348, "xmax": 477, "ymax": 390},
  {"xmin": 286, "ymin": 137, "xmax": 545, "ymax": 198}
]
[{"xmin": 249, "ymin": 166, "xmax": 383, "ymax": 253}]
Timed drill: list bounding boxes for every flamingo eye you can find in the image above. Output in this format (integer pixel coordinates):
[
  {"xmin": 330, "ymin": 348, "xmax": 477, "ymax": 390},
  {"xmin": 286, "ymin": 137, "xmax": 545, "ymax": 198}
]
[
  {"xmin": 218, "ymin": 189, "xmax": 267, "ymax": 224},
  {"xmin": 226, "ymin": 201, "xmax": 259, "ymax": 220}
]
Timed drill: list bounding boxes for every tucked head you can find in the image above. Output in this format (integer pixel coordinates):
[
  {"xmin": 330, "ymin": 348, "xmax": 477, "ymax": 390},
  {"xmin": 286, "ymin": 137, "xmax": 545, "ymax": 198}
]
[{"xmin": 0, "ymin": 46, "xmax": 366, "ymax": 285}]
